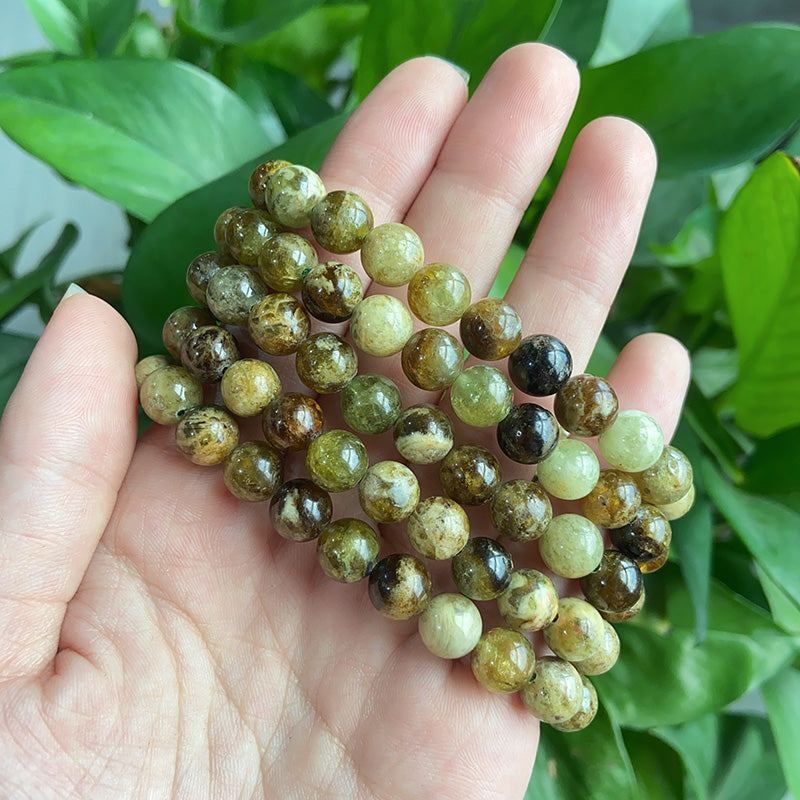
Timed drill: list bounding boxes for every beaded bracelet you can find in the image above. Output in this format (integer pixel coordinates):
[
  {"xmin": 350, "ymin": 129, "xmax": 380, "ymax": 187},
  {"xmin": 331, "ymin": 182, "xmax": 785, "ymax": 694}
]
[{"xmin": 136, "ymin": 158, "xmax": 695, "ymax": 732}]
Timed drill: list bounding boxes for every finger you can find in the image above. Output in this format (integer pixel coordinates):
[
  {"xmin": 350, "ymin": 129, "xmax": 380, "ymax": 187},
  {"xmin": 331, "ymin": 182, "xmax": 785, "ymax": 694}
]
[{"xmin": 0, "ymin": 290, "xmax": 138, "ymax": 679}]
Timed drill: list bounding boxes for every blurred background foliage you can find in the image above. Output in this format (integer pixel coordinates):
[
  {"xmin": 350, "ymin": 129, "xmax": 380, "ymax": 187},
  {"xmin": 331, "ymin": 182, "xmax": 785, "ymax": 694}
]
[{"xmin": 2, "ymin": 1, "xmax": 800, "ymax": 798}]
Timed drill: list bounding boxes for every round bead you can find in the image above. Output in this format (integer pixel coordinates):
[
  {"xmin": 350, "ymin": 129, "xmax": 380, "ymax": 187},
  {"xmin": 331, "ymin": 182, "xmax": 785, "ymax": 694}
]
[
  {"xmin": 175, "ymin": 405, "xmax": 239, "ymax": 466},
  {"xmin": 360, "ymin": 222, "xmax": 424, "ymax": 286},
  {"xmin": 359, "ymin": 461, "xmax": 420, "ymax": 523},
  {"xmin": 393, "ymin": 404, "xmax": 454, "ymax": 464},
  {"xmin": 310, "ymin": 190, "xmax": 373, "ymax": 253},
  {"xmin": 248, "ymin": 159, "xmax": 291, "ymax": 210},
  {"xmin": 496, "ymin": 403, "xmax": 559, "ymax": 464},
  {"xmin": 135, "ymin": 354, "xmax": 171, "ymax": 389},
  {"xmin": 449, "ymin": 365, "xmax": 514, "ymax": 427},
  {"xmin": 180, "ymin": 325, "xmax": 239, "ymax": 383},
  {"xmin": 554, "ymin": 373, "xmax": 619, "ymax": 437},
  {"xmin": 139, "ymin": 364, "xmax": 203, "ymax": 425},
  {"xmin": 490, "ymin": 480, "xmax": 552, "ymax": 543},
  {"xmin": 497, "ymin": 568, "xmax": 559, "ymax": 632},
  {"xmin": 508, "ymin": 334, "xmax": 572, "ymax": 396},
  {"xmin": 580, "ymin": 550, "xmax": 644, "ymax": 615},
  {"xmin": 550, "ymin": 675, "xmax": 598, "ymax": 732},
  {"xmin": 306, "ymin": 429, "xmax": 369, "ymax": 493},
  {"xmin": 223, "ymin": 440, "xmax": 283, "ymax": 502},
  {"xmin": 248, "ymin": 293, "xmax": 310, "ymax": 356},
  {"xmin": 301, "ymin": 261, "xmax": 363, "ymax": 323},
  {"xmin": 520, "ymin": 656, "xmax": 584, "ymax": 725},
  {"xmin": 206, "ymin": 265, "xmax": 268, "ymax": 326},
  {"xmin": 542, "ymin": 597, "xmax": 605, "ymax": 662},
  {"xmin": 265, "ymin": 164, "xmax": 326, "ymax": 228},
  {"xmin": 451, "ymin": 537, "xmax": 513, "ymax": 600},
  {"xmin": 340, "ymin": 374, "xmax": 402, "ymax": 435},
  {"xmin": 407, "ymin": 262, "xmax": 471, "ymax": 326},
  {"xmin": 634, "ymin": 445, "xmax": 693, "ymax": 506},
  {"xmin": 270, "ymin": 478, "xmax": 332, "ymax": 542},
  {"xmin": 220, "ymin": 358, "xmax": 281, "ymax": 417},
  {"xmin": 368, "ymin": 554, "xmax": 432, "ymax": 620},
  {"xmin": 539, "ymin": 514, "xmax": 604, "ymax": 579},
  {"xmin": 407, "ymin": 496, "xmax": 470, "ymax": 560},
  {"xmin": 295, "ymin": 332, "xmax": 358, "ymax": 394},
  {"xmin": 214, "ymin": 205, "xmax": 245, "ymax": 255},
  {"xmin": 186, "ymin": 251, "xmax": 232, "ymax": 306},
  {"xmin": 573, "ymin": 620, "xmax": 620, "ymax": 676},
  {"xmin": 316, "ymin": 518, "xmax": 380, "ymax": 583},
  {"xmin": 459, "ymin": 298, "xmax": 522, "ymax": 361},
  {"xmin": 258, "ymin": 232, "xmax": 318, "ymax": 293},
  {"xmin": 401, "ymin": 328, "xmax": 464, "ymax": 391},
  {"xmin": 535, "ymin": 437, "xmax": 600, "ymax": 501},
  {"xmin": 581, "ymin": 469, "xmax": 641, "ymax": 528},
  {"xmin": 598, "ymin": 587, "xmax": 645, "ymax": 623},
  {"xmin": 471, "ymin": 628, "xmax": 536, "ymax": 693},
  {"xmin": 610, "ymin": 504, "xmax": 672, "ymax": 572},
  {"xmin": 224, "ymin": 208, "xmax": 282, "ymax": 266},
  {"xmin": 440, "ymin": 444, "xmax": 502, "ymax": 506},
  {"xmin": 658, "ymin": 484, "xmax": 696, "ymax": 521},
  {"xmin": 598, "ymin": 409, "xmax": 664, "ymax": 472},
  {"xmin": 162, "ymin": 305, "xmax": 216, "ymax": 359},
  {"xmin": 418, "ymin": 593, "xmax": 482, "ymax": 659},
  {"xmin": 261, "ymin": 393, "xmax": 323, "ymax": 452},
  {"xmin": 350, "ymin": 295, "xmax": 413, "ymax": 357}
]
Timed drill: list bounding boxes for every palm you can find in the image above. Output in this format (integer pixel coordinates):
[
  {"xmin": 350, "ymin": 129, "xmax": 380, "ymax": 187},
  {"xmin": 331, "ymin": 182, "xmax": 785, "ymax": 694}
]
[{"xmin": 0, "ymin": 45, "xmax": 689, "ymax": 799}]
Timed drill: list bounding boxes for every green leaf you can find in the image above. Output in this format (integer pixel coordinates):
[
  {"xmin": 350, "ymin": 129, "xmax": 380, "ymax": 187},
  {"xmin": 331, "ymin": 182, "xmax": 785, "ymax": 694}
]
[
  {"xmin": 743, "ymin": 426, "xmax": 800, "ymax": 512},
  {"xmin": 762, "ymin": 665, "xmax": 800, "ymax": 800},
  {"xmin": 650, "ymin": 204, "xmax": 721, "ymax": 267},
  {"xmin": 0, "ymin": 221, "xmax": 40, "ymax": 281},
  {"xmin": 488, "ymin": 241, "xmax": 525, "ymax": 299},
  {"xmin": 756, "ymin": 564, "xmax": 800, "ymax": 635},
  {"xmin": 544, "ymin": 0, "xmax": 608, "ymax": 65},
  {"xmin": 651, "ymin": 715, "xmax": 719, "ymax": 800},
  {"xmin": 586, "ymin": 333, "xmax": 618, "ymax": 377},
  {"xmin": 0, "ymin": 59, "xmax": 267, "ymax": 222},
  {"xmin": 116, "ymin": 12, "xmax": 170, "ymax": 59},
  {"xmin": 623, "ymin": 731, "xmax": 685, "ymax": 799},
  {"xmin": 691, "ymin": 348, "xmax": 738, "ymax": 399},
  {"xmin": 0, "ymin": 332, "xmax": 37, "ymax": 416},
  {"xmin": 719, "ymin": 152, "xmax": 800, "ymax": 437},
  {"xmin": 122, "ymin": 112, "xmax": 349, "ymax": 353},
  {"xmin": 355, "ymin": 0, "xmax": 560, "ymax": 97}
]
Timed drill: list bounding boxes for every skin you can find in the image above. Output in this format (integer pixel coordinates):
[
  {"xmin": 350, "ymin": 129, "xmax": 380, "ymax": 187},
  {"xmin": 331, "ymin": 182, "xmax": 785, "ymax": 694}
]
[{"xmin": 0, "ymin": 45, "xmax": 691, "ymax": 799}]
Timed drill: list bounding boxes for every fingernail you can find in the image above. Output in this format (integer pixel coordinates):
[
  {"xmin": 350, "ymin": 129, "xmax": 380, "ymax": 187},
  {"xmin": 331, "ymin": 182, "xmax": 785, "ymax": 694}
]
[
  {"xmin": 427, "ymin": 56, "xmax": 470, "ymax": 83},
  {"xmin": 62, "ymin": 282, "xmax": 87, "ymax": 300}
]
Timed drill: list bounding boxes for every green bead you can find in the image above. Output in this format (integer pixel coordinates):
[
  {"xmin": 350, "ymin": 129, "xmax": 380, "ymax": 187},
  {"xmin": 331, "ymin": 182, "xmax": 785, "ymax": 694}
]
[
  {"xmin": 550, "ymin": 675, "xmax": 598, "ymax": 732},
  {"xmin": 206, "ymin": 265, "xmax": 269, "ymax": 326},
  {"xmin": 450, "ymin": 365, "xmax": 514, "ymax": 427},
  {"xmin": 407, "ymin": 496, "xmax": 469, "ymax": 559},
  {"xmin": 407, "ymin": 262, "xmax": 471, "ymax": 326},
  {"xmin": 310, "ymin": 190, "xmax": 373, "ymax": 254},
  {"xmin": 361, "ymin": 222, "xmax": 424, "ymax": 286},
  {"xmin": 471, "ymin": 627, "xmax": 536, "ymax": 693},
  {"xmin": 265, "ymin": 164, "xmax": 325, "ymax": 228},
  {"xmin": 359, "ymin": 461, "xmax": 420, "ymax": 523},
  {"xmin": 139, "ymin": 364, "xmax": 203, "ymax": 426},
  {"xmin": 175, "ymin": 405, "xmax": 239, "ymax": 466},
  {"xmin": 535, "ymin": 437, "xmax": 600, "ymax": 501},
  {"xmin": 573, "ymin": 620, "xmax": 620, "ymax": 676},
  {"xmin": 223, "ymin": 440, "xmax": 283, "ymax": 502},
  {"xmin": 350, "ymin": 295, "xmax": 413, "ymax": 357},
  {"xmin": 418, "ymin": 593, "xmax": 482, "ymax": 659},
  {"xmin": 162, "ymin": 305, "xmax": 216, "ymax": 359},
  {"xmin": 497, "ymin": 568, "xmax": 559, "ymax": 632},
  {"xmin": 633, "ymin": 445, "xmax": 693, "ymax": 506},
  {"xmin": 440, "ymin": 444, "xmax": 502, "ymax": 506},
  {"xmin": 451, "ymin": 537, "xmax": 513, "ymax": 600},
  {"xmin": 306, "ymin": 429, "xmax": 368, "ymax": 492},
  {"xmin": 248, "ymin": 293, "xmax": 310, "ymax": 356},
  {"xmin": 223, "ymin": 208, "xmax": 282, "ymax": 266},
  {"xmin": 258, "ymin": 232, "xmax": 318, "ymax": 293},
  {"xmin": 295, "ymin": 332, "xmax": 358, "ymax": 394},
  {"xmin": 316, "ymin": 518, "xmax": 380, "ymax": 583},
  {"xmin": 542, "ymin": 597, "xmax": 605, "ymax": 662},
  {"xmin": 135, "ymin": 354, "xmax": 171, "ymax": 390},
  {"xmin": 520, "ymin": 656, "xmax": 584, "ymax": 725},
  {"xmin": 539, "ymin": 514, "xmax": 604, "ymax": 579},
  {"xmin": 340, "ymin": 374, "xmax": 403, "ymax": 435}
]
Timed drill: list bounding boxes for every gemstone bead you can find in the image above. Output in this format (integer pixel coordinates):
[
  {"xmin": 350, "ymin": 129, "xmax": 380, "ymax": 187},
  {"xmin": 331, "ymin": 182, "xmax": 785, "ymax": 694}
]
[
  {"xmin": 258, "ymin": 232, "xmax": 318, "ymax": 293},
  {"xmin": 535, "ymin": 437, "xmax": 600, "ymax": 501},
  {"xmin": 301, "ymin": 261, "xmax": 363, "ymax": 323},
  {"xmin": 610, "ymin": 504, "xmax": 672, "ymax": 572},
  {"xmin": 175, "ymin": 405, "xmax": 239, "ymax": 466},
  {"xmin": 449, "ymin": 365, "xmax": 514, "ymax": 427},
  {"xmin": 270, "ymin": 478, "xmax": 332, "ymax": 542},
  {"xmin": 459, "ymin": 298, "xmax": 522, "ymax": 360},
  {"xmin": 306, "ymin": 429, "xmax": 369, "ymax": 493},
  {"xmin": 520, "ymin": 656, "xmax": 584, "ymax": 725},
  {"xmin": 407, "ymin": 496, "xmax": 470, "ymax": 560},
  {"xmin": 554, "ymin": 374, "xmax": 619, "ymax": 437},
  {"xmin": 539, "ymin": 514, "xmax": 604, "ymax": 579},
  {"xmin": 368, "ymin": 554, "xmax": 432, "ymax": 619},
  {"xmin": 550, "ymin": 675, "xmax": 598, "ymax": 732},
  {"xmin": 220, "ymin": 358, "xmax": 281, "ymax": 417},
  {"xmin": 401, "ymin": 328, "xmax": 464, "ymax": 391},
  {"xmin": 471, "ymin": 627, "xmax": 536, "ymax": 693},
  {"xmin": 248, "ymin": 293, "xmax": 310, "ymax": 356},
  {"xmin": 496, "ymin": 403, "xmax": 559, "ymax": 464},
  {"xmin": 248, "ymin": 159, "xmax": 291, "ymax": 210},
  {"xmin": 316, "ymin": 518, "xmax": 380, "ymax": 583},
  {"xmin": 265, "ymin": 164, "xmax": 325, "ymax": 228},
  {"xmin": 440, "ymin": 444, "xmax": 502, "ymax": 506},
  {"xmin": 580, "ymin": 550, "xmax": 644, "ymax": 615},
  {"xmin": 310, "ymin": 190, "xmax": 373, "ymax": 253},
  {"xmin": 581, "ymin": 469, "xmax": 641, "ymax": 528},
  {"xmin": 393, "ymin": 404, "xmax": 454, "ymax": 464},
  {"xmin": 295, "ymin": 332, "xmax": 358, "ymax": 394},
  {"xmin": 360, "ymin": 222, "xmax": 424, "ymax": 286},
  {"xmin": 213, "ymin": 205, "xmax": 245, "ymax": 255},
  {"xmin": 180, "ymin": 325, "xmax": 240, "ymax": 383},
  {"xmin": 340, "ymin": 374, "xmax": 403, "ymax": 435},
  {"xmin": 489, "ymin": 480, "xmax": 552, "ymax": 542},
  {"xmin": 139, "ymin": 364, "xmax": 203, "ymax": 425},
  {"xmin": 135, "ymin": 354, "xmax": 171, "ymax": 389},
  {"xmin": 572, "ymin": 620, "xmax": 620, "ymax": 676},
  {"xmin": 407, "ymin": 262, "xmax": 471, "ymax": 326},
  {"xmin": 224, "ymin": 208, "xmax": 282, "ymax": 266},
  {"xmin": 359, "ymin": 461, "xmax": 420, "ymax": 523},
  {"xmin": 186, "ymin": 251, "xmax": 232, "ymax": 306},
  {"xmin": 451, "ymin": 537, "xmax": 513, "ymax": 600},
  {"xmin": 508, "ymin": 334, "xmax": 572, "ymax": 396},
  {"xmin": 598, "ymin": 409, "xmax": 664, "ymax": 472},
  {"xmin": 261, "ymin": 393, "xmax": 323, "ymax": 452},
  {"xmin": 598, "ymin": 587, "xmax": 645, "ymax": 623},
  {"xmin": 350, "ymin": 295, "xmax": 413, "ymax": 357},
  {"xmin": 497, "ymin": 568, "xmax": 559, "ymax": 632},
  {"xmin": 418, "ymin": 593, "xmax": 483, "ymax": 659},
  {"xmin": 658, "ymin": 484, "xmax": 695, "ymax": 521},
  {"xmin": 206, "ymin": 265, "xmax": 268, "ymax": 326},
  {"xmin": 162, "ymin": 305, "xmax": 216, "ymax": 359},
  {"xmin": 634, "ymin": 445, "xmax": 693, "ymax": 505},
  {"xmin": 223, "ymin": 440, "xmax": 283, "ymax": 502},
  {"xmin": 542, "ymin": 597, "xmax": 605, "ymax": 662}
]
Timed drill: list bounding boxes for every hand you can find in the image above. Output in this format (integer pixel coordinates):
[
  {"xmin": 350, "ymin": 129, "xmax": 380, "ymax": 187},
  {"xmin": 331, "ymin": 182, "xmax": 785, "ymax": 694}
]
[{"xmin": 0, "ymin": 44, "xmax": 689, "ymax": 799}]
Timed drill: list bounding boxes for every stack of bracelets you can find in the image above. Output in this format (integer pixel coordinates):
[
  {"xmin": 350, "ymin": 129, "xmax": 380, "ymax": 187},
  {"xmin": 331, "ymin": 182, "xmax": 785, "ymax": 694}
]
[{"xmin": 136, "ymin": 159, "xmax": 695, "ymax": 733}]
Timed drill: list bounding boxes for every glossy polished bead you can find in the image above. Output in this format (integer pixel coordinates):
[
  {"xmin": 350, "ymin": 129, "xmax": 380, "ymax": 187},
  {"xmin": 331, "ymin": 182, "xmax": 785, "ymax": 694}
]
[
  {"xmin": 471, "ymin": 627, "xmax": 536, "ymax": 693},
  {"xmin": 224, "ymin": 208, "xmax": 282, "ymax": 266},
  {"xmin": 258, "ymin": 232, "xmax": 318, "ymax": 293},
  {"xmin": 599, "ymin": 409, "xmax": 664, "ymax": 472},
  {"xmin": 489, "ymin": 480, "xmax": 552, "ymax": 542},
  {"xmin": 361, "ymin": 222, "xmax": 424, "ymax": 286},
  {"xmin": 407, "ymin": 262, "xmax": 471, "ymax": 326},
  {"xmin": 213, "ymin": 205, "xmax": 245, "ymax": 255},
  {"xmin": 497, "ymin": 568, "xmax": 559, "ymax": 632},
  {"xmin": 223, "ymin": 440, "xmax": 283, "ymax": 502},
  {"xmin": 186, "ymin": 251, "xmax": 233, "ymax": 306},
  {"xmin": 306, "ymin": 429, "xmax": 368, "ymax": 492},
  {"xmin": 449, "ymin": 365, "xmax": 514, "ymax": 428},
  {"xmin": 550, "ymin": 675, "xmax": 598, "ymax": 732},
  {"xmin": 295, "ymin": 332, "xmax": 358, "ymax": 394},
  {"xmin": 310, "ymin": 190, "xmax": 373, "ymax": 253},
  {"xmin": 610, "ymin": 504, "xmax": 672, "ymax": 572},
  {"xmin": 535, "ymin": 437, "xmax": 600, "ymax": 501},
  {"xmin": 139, "ymin": 364, "xmax": 203, "ymax": 425},
  {"xmin": 248, "ymin": 293, "xmax": 310, "ymax": 356},
  {"xmin": 407, "ymin": 496, "xmax": 469, "ymax": 559},
  {"xmin": 573, "ymin": 620, "xmax": 620, "ymax": 676},
  {"xmin": 350, "ymin": 295, "xmax": 413, "ymax": 357},
  {"xmin": 135, "ymin": 354, "xmax": 171, "ymax": 390},
  {"xmin": 581, "ymin": 469, "xmax": 642, "ymax": 528},
  {"xmin": 459, "ymin": 298, "xmax": 522, "ymax": 361},
  {"xmin": 543, "ymin": 597, "xmax": 605, "ymax": 662},
  {"xmin": 301, "ymin": 261, "xmax": 363, "ymax": 323},
  {"xmin": 265, "ymin": 164, "xmax": 325, "ymax": 228},
  {"xmin": 270, "ymin": 478, "xmax": 332, "ymax": 542},
  {"xmin": 598, "ymin": 587, "xmax": 645, "ymax": 623},
  {"xmin": 340, "ymin": 374, "xmax": 402, "ymax": 435},
  {"xmin": 658, "ymin": 484, "xmax": 695, "ymax": 521},
  {"xmin": 418, "ymin": 593, "xmax": 482, "ymax": 659},
  {"xmin": 440, "ymin": 444, "xmax": 502, "ymax": 506},
  {"xmin": 554, "ymin": 374, "xmax": 619, "ymax": 437},
  {"xmin": 539, "ymin": 514, "xmax": 604, "ymax": 579},
  {"xmin": 248, "ymin": 159, "xmax": 291, "ymax": 210},
  {"xmin": 496, "ymin": 403, "xmax": 559, "ymax": 464},
  {"xmin": 634, "ymin": 445, "xmax": 693, "ymax": 505},
  {"xmin": 359, "ymin": 461, "xmax": 419, "ymax": 523},
  {"xmin": 180, "ymin": 325, "xmax": 240, "ymax": 383},
  {"xmin": 368, "ymin": 554, "xmax": 432, "ymax": 620},
  {"xmin": 520, "ymin": 656, "xmax": 584, "ymax": 725},
  {"xmin": 162, "ymin": 305, "xmax": 216, "ymax": 359},
  {"xmin": 316, "ymin": 518, "xmax": 380, "ymax": 583},
  {"xmin": 401, "ymin": 328, "xmax": 464, "ymax": 391},
  {"xmin": 451, "ymin": 537, "xmax": 513, "ymax": 600},
  {"xmin": 580, "ymin": 550, "xmax": 644, "ymax": 615},
  {"xmin": 393, "ymin": 404, "xmax": 454, "ymax": 464},
  {"xmin": 261, "ymin": 392, "xmax": 323, "ymax": 452},
  {"xmin": 220, "ymin": 358, "xmax": 281, "ymax": 417},
  {"xmin": 175, "ymin": 405, "xmax": 239, "ymax": 465},
  {"xmin": 206, "ymin": 265, "xmax": 268, "ymax": 326},
  {"xmin": 508, "ymin": 334, "xmax": 572, "ymax": 396}
]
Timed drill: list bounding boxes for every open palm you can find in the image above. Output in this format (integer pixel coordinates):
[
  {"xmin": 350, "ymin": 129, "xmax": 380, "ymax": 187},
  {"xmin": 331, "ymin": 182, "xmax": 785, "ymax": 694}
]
[{"xmin": 0, "ymin": 45, "xmax": 690, "ymax": 799}]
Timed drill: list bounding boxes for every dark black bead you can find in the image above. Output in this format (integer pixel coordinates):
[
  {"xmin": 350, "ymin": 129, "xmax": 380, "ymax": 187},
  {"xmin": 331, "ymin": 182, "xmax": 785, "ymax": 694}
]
[
  {"xmin": 580, "ymin": 550, "xmax": 643, "ymax": 613},
  {"xmin": 507, "ymin": 334, "xmax": 572, "ymax": 396},
  {"xmin": 496, "ymin": 403, "xmax": 559, "ymax": 464}
]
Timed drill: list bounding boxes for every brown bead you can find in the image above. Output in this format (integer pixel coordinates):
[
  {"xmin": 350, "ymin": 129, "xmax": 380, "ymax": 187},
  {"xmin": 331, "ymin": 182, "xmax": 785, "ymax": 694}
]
[
  {"xmin": 440, "ymin": 444, "xmax": 502, "ymax": 506},
  {"xmin": 175, "ymin": 405, "xmax": 239, "ymax": 466},
  {"xmin": 139, "ymin": 364, "xmax": 203, "ymax": 425},
  {"xmin": 224, "ymin": 208, "xmax": 282, "ymax": 266},
  {"xmin": 135, "ymin": 354, "xmax": 171, "ymax": 390},
  {"xmin": 258, "ymin": 232, "xmax": 318, "ymax": 292},
  {"xmin": 213, "ymin": 206, "xmax": 246, "ymax": 255},
  {"xmin": 270, "ymin": 478, "xmax": 332, "ymax": 542},
  {"xmin": 598, "ymin": 587, "xmax": 645, "ymax": 623},
  {"xmin": 301, "ymin": 261, "xmax": 364, "ymax": 323},
  {"xmin": 610, "ymin": 503, "xmax": 672, "ymax": 571},
  {"xmin": 248, "ymin": 293, "xmax": 310, "ymax": 356},
  {"xmin": 489, "ymin": 480, "xmax": 552, "ymax": 542},
  {"xmin": 401, "ymin": 328, "xmax": 464, "ymax": 391},
  {"xmin": 219, "ymin": 358, "xmax": 281, "ymax": 417},
  {"xmin": 554, "ymin": 374, "xmax": 619, "ymax": 437},
  {"xmin": 206, "ymin": 265, "xmax": 269, "ymax": 326},
  {"xmin": 368, "ymin": 554, "xmax": 432, "ymax": 620},
  {"xmin": 180, "ymin": 325, "xmax": 240, "ymax": 383},
  {"xmin": 470, "ymin": 627, "xmax": 536, "ymax": 693},
  {"xmin": 248, "ymin": 159, "xmax": 291, "ymax": 210},
  {"xmin": 186, "ymin": 251, "xmax": 234, "ymax": 306},
  {"xmin": 358, "ymin": 461, "xmax": 419, "ymax": 524},
  {"xmin": 542, "ymin": 597, "xmax": 605, "ymax": 662},
  {"xmin": 393, "ymin": 404, "xmax": 454, "ymax": 465},
  {"xmin": 223, "ymin": 440, "xmax": 283, "ymax": 502},
  {"xmin": 261, "ymin": 393, "xmax": 324, "ymax": 452},
  {"xmin": 580, "ymin": 550, "xmax": 644, "ymax": 615},
  {"xmin": 295, "ymin": 332, "xmax": 358, "ymax": 394},
  {"xmin": 451, "ymin": 537, "xmax": 513, "ymax": 600},
  {"xmin": 310, "ymin": 190, "xmax": 373, "ymax": 253},
  {"xmin": 162, "ymin": 305, "xmax": 217, "ymax": 359},
  {"xmin": 459, "ymin": 298, "xmax": 522, "ymax": 361},
  {"xmin": 581, "ymin": 469, "xmax": 641, "ymax": 528}
]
